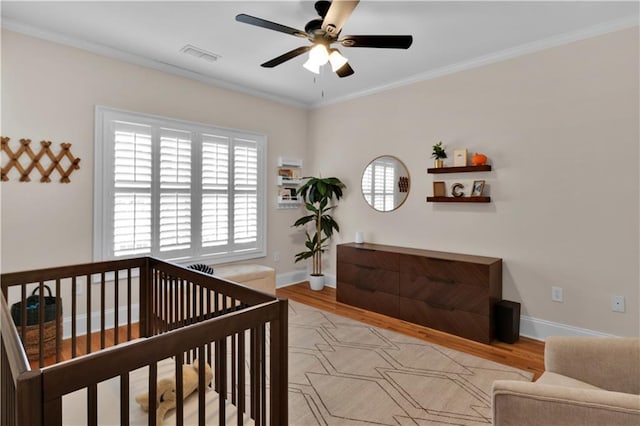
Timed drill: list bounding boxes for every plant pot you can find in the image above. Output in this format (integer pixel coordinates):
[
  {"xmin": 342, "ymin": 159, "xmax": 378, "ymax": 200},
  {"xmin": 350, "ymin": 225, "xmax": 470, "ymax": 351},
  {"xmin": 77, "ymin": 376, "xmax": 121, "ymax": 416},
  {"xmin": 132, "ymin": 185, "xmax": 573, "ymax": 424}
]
[
  {"xmin": 309, "ymin": 274, "xmax": 325, "ymax": 291},
  {"xmin": 434, "ymin": 159, "xmax": 444, "ymax": 168}
]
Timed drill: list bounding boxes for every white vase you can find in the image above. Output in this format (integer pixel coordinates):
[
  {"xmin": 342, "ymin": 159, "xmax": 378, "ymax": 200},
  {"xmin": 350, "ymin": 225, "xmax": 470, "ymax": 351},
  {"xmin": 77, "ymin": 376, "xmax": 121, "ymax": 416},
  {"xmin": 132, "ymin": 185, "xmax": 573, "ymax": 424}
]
[{"xmin": 309, "ymin": 274, "xmax": 325, "ymax": 291}]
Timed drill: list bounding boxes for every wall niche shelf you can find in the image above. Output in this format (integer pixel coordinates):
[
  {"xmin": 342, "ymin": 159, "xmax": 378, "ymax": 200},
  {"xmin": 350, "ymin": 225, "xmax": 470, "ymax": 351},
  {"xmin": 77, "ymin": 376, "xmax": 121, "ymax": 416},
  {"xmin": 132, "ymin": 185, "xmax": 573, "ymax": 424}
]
[
  {"xmin": 428, "ymin": 165, "xmax": 492, "ymax": 174},
  {"xmin": 277, "ymin": 156, "xmax": 303, "ymax": 209},
  {"xmin": 426, "ymin": 196, "xmax": 491, "ymax": 203}
]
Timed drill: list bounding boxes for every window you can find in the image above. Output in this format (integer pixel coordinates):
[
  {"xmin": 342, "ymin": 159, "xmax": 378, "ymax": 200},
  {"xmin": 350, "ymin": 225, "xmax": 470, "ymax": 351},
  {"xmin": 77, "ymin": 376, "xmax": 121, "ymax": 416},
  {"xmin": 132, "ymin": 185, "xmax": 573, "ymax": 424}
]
[
  {"xmin": 362, "ymin": 158, "xmax": 396, "ymax": 212},
  {"xmin": 94, "ymin": 106, "xmax": 266, "ymax": 264}
]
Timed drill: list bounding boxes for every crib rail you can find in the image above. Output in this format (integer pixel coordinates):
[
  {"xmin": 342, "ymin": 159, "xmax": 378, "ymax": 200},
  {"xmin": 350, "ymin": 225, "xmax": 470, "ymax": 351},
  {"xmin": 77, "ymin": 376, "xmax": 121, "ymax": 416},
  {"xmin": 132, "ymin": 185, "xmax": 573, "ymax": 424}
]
[{"xmin": 0, "ymin": 257, "xmax": 288, "ymax": 426}]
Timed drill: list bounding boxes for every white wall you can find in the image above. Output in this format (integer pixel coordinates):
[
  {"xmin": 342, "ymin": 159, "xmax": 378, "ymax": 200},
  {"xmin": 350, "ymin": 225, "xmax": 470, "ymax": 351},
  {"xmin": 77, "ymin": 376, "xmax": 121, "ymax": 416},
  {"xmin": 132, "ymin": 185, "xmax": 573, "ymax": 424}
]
[
  {"xmin": 308, "ymin": 28, "xmax": 639, "ymax": 337},
  {"xmin": 0, "ymin": 29, "xmax": 307, "ymax": 277},
  {"xmin": 2, "ymin": 27, "xmax": 638, "ymax": 338}
]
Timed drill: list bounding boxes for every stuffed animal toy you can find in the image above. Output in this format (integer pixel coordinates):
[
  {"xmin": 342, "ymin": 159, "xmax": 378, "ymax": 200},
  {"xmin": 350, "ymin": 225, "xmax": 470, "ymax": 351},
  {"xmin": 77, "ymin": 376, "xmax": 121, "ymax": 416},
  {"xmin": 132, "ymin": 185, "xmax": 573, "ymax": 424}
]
[{"xmin": 135, "ymin": 359, "xmax": 213, "ymax": 426}]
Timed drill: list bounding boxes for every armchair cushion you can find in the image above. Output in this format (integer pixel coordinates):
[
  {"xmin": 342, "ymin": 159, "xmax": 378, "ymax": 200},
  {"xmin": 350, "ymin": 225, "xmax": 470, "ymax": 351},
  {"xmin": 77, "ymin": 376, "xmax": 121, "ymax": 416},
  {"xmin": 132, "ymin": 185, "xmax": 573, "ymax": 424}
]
[
  {"xmin": 493, "ymin": 337, "xmax": 640, "ymax": 425},
  {"xmin": 493, "ymin": 380, "xmax": 640, "ymax": 426}
]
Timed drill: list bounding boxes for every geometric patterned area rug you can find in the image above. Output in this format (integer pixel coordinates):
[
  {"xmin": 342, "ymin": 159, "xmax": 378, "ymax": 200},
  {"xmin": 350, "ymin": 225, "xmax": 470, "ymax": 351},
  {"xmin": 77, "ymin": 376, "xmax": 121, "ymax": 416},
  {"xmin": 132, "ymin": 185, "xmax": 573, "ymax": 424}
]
[{"xmin": 287, "ymin": 300, "xmax": 534, "ymax": 425}]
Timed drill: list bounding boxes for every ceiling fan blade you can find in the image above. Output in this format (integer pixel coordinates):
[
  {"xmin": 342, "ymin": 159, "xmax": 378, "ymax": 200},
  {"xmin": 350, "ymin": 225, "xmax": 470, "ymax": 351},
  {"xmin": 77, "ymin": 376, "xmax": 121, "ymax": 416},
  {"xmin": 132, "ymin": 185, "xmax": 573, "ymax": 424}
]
[
  {"xmin": 321, "ymin": 0, "xmax": 360, "ymax": 37},
  {"xmin": 236, "ymin": 14, "xmax": 307, "ymax": 38},
  {"xmin": 261, "ymin": 46, "xmax": 312, "ymax": 68},
  {"xmin": 340, "ymin": 35, "xmax": 413, "ymax": 49},
  {"xmin": 335, "ymin": 62, "xmax": 355, "ymax": 78}
]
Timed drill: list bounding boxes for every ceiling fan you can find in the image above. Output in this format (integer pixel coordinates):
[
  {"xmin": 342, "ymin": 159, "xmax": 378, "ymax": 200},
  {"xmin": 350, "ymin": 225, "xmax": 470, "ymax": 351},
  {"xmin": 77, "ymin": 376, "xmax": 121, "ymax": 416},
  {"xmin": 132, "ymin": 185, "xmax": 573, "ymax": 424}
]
[{"xmin": 236, "ymin": 0, "xmax": 413, "ymax": 78}]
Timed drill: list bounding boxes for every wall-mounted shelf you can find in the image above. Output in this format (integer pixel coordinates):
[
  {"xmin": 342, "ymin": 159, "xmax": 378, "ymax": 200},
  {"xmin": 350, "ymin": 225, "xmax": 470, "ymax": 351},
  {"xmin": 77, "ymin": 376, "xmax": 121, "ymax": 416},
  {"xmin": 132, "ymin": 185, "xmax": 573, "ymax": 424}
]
[
  {"xmin": 428, "ymin": 165, "xmax": 492, "ymax": 174},
  {"xmin": 426, "ymin": 196, "xmax": 491, "ymax": 203},
  {"xmin": 277, "ymin": 176, "xmax": 303, "ymax": 186}
]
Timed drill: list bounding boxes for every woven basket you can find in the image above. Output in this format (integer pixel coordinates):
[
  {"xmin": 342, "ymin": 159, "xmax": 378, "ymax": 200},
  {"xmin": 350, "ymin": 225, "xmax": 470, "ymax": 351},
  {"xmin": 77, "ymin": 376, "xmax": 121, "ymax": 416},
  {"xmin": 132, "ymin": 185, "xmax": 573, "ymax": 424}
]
[{"xmin": 10, "ymin": 285, "xmax": 62, "ymax": 360}]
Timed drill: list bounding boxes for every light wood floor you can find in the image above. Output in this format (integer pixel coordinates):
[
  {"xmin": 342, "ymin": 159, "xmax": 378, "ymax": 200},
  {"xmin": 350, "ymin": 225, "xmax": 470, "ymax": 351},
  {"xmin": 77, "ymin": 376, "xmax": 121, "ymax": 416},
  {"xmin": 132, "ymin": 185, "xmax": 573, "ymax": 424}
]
[
  {"xmin": 34, "ymin": 283, "xmax": 545, "ymax": 379},
  {"xmin": 277, "ymin": 283, "xmax": 546, "ymax": 380}
]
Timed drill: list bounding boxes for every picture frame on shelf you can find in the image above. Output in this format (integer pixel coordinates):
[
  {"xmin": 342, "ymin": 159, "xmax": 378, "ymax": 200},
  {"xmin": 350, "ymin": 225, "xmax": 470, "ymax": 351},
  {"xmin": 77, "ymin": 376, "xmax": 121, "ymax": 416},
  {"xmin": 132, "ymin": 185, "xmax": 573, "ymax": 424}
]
[
  {"xmin": 453, "ymin": 149, "xmax": 468, "ymax": 167},
  {"xmin": 471, "ymin": 180, "xmax": 485, "ymax": 196},
  {"xmin": 433, "ymin": 181, "xmax": 446, "ymax": 197},
  {"xmin": 278, "ymin": 168, "xmax": 292, "ymax": 178}
]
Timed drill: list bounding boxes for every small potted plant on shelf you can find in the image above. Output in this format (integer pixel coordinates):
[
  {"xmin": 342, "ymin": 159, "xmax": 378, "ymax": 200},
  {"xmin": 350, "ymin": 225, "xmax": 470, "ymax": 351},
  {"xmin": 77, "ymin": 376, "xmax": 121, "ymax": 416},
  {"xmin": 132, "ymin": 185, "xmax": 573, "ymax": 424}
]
[
  {"xmin": 432, "ymin": 141, "xmax": 447, "ymax": 168},
  {"xmin": 293, "ymin": 176, "xmax": 345, "ymax": 291}
]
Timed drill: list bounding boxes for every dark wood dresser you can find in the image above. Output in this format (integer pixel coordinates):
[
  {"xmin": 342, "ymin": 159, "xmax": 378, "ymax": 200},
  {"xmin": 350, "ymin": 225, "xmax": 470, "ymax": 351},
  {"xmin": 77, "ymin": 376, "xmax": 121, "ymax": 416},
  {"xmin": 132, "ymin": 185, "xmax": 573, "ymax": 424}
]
[{"xmin": 336, "ymin": 242, "xmax": 502, "ymax": 343}]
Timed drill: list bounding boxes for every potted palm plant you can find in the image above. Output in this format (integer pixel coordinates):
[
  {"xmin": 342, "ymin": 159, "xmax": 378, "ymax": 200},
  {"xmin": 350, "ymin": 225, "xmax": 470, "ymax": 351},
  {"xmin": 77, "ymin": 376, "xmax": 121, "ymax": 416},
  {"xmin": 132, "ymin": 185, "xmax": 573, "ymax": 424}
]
[{"xmin": 293, "ymin": 176, "xmax": 346, "ymax": 291}]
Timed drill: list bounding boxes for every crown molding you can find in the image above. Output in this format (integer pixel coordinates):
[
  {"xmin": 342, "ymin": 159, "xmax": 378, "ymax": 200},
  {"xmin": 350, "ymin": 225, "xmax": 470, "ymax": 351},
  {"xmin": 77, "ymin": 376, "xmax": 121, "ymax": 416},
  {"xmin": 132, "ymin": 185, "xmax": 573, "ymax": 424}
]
[
  {"xmin": 2, "ymin": 15, "xmax": 637, "ymax": 110},
  {"xmin": 310, "ymin": 16, "xmax": 640, "ymax": 109},
  {"xmin": 0, "ymin": 18, "xmax": 309, "ymax": 110}
]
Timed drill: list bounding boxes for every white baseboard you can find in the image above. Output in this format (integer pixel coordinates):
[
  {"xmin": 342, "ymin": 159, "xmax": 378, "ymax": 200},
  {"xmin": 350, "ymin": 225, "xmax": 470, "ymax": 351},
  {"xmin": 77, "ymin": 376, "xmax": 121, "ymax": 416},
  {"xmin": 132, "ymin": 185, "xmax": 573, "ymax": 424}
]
[
  {"xmin": 519, "ymin": 315, "xmax": 616, "ymax": 341},
  {"xmin": 61, "ymin": 277, "xmax": 611, "ymax": 343},
  {"xmin": 276, "ymin": 272, "xmax": 336, "ymax": 288},
  {"xmin": 62, "ymin": 304, "xmax": 139, "ymax": 339}
]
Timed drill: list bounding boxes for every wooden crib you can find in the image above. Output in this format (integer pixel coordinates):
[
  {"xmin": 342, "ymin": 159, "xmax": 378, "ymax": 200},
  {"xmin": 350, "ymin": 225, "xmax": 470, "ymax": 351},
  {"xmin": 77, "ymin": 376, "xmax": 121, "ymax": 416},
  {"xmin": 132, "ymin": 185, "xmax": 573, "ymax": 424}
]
[{"xmin": 0, "ymin": 257, "xmax": 288, "ymax": 425}]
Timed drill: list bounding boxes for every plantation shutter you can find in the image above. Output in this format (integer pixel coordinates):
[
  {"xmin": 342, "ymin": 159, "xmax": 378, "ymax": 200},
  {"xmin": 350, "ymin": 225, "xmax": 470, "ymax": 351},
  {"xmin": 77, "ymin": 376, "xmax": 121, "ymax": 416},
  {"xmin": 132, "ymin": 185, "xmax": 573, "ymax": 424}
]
[
  {"xmin": 202, "ymin": 134, "xmax": 229, "ymax": 247},
  {"xmin": 233, "ymin": 139, "xmax": 258, "ymax": 245},
  {"xmin": 159, "ymin": 128, "xmax": 192, "ymax": 252},
  {"xmin": 113, "ymin": 122, "xmax": 153, "ymax": 256},
  {"xmin": 95, "ymin": 106, "xmax": 266, "ymax": 264}
]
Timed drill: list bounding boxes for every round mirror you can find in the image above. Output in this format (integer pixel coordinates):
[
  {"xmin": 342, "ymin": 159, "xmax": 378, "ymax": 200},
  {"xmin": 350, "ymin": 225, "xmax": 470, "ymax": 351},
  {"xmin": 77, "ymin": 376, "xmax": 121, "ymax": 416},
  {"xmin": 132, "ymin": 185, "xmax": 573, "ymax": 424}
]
[{"xmin": 361, "ymin": 155, "xmax": 410, "ymax": 212}]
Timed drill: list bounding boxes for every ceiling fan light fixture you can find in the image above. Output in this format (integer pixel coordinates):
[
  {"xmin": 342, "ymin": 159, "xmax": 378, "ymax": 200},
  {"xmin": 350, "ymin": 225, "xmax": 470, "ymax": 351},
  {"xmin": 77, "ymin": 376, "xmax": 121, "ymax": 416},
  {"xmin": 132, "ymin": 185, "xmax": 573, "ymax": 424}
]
[
  {"xmin": 328, "ymin": 49, "xmax": 348, "ymax": 72},
  {"xmin": 308, "ymin": 44, "xmax": 329, "ymax": 66},
  {"xmin": 303, "ymin": 57, "xmax": 321, "ymax": 74}
]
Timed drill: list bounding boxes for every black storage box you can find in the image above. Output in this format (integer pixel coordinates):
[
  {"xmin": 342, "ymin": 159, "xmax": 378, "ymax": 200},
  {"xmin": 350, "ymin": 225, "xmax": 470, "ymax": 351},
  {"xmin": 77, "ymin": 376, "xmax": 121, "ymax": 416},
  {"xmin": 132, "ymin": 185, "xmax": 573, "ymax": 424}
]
[{"xmin": 495, "ymin": 300, "xmax": 521, "ymax": 343}]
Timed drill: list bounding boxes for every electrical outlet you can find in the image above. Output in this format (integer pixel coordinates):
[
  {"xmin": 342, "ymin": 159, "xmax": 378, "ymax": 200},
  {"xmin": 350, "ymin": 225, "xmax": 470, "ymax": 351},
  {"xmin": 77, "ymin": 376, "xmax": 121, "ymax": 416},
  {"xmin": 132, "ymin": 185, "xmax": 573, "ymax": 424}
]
[
  {"xmin": 273, "ymin": 251, "xmax": 280, "ymax": 262},
  {"xmin": 552, "ymin": 286, "xmax": 563, "ymax": 302},
  {"xmin": 611, "ymin": 295, "xmax": 625, "ymax": 313}
]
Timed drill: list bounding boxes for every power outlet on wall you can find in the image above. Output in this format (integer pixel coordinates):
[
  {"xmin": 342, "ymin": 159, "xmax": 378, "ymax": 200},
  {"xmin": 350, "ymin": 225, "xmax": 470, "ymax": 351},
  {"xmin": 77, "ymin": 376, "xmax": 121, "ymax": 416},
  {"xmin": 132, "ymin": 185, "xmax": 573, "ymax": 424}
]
[
  {"xmin": 611, "ymin": 295, "xmax": 625, "ymax": 313},
  {"xmin": 551, "ymin": 286, "xmax": 563, "ymax": 303}
]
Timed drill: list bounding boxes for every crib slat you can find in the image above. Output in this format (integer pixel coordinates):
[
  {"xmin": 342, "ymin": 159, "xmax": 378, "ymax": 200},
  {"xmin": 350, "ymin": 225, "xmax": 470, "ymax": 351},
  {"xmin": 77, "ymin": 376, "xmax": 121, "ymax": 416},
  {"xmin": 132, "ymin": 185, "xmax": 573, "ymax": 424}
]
[
  {"xmin": 250, "ymin": 328, "xmax": 257, "ymax": 422},
  {"xmin": 186, "ymin": 280, "xmax": 192, "ymax": 326},
  {"xmin": 72, "ymin": 276, "xmax": 77, "ymax": 358},
  {"xmin": 198, "ymin": 346, "xmax": 206, "ymax": 426},
  {"xmin": 237, "ymin": 331, "xmax": 245, "ymax": 426},
  {"xmin": 100, "ymin": 272, "xmax": 106, "ymax": 349},
  {"xmin": 86, "ymin": 274, "xmax": 92, "ymax": 354},
  {"xmin": 1, "ymin": 341, "xmax": 9, "ymax": 426},
  {"xmin": 231, "ymin": 333, "xmax": 237, "ymax": 405},
  {"xmin": 175, "ymin": 355, "xmax": 184, "ymax": 426},
  {"xmin": 38, "ymin": 281, "xmax": 44, "ymax": 368},
  {"xmin": 260, "ymin": 325, "xmax": 266, "ymax": 426},
  {"xmin": 114, "ymin": 270, "xmax": 119, "ymax": 345},
  {"xmin": 218, "ymin": 337, "xmax": 227, "ymax": 425},
  {"xmin": 88, "ymin": 384, "xmax": 98, "ymax": 426},
  {"xmin": 55, "ymin": 279, "xmax": 61, "ymax": 363},
  {"xmin": 120, "ymin": 373, "xmax": 129, "ymax": 425},
  {"xmin": 127, "ymin": 269, "xmax": 132, "ymax": 341},
  {"xmin": 20, "ymin": 285, "xmax": 26, "ymax": 345},
  {"xmin": 170, "ymin": 276, "xmax": 176, "ymax": 328},
  {"xmin": 43, "ymin": 397, "xmax": 61, "ymax": 426},
  {"xmin": 165, "ymin": 273, "xmax": 170, "ymax": 329},
  {"xmin": 149, "ymin": 362, "xmax": 157, "ymax": 426}
]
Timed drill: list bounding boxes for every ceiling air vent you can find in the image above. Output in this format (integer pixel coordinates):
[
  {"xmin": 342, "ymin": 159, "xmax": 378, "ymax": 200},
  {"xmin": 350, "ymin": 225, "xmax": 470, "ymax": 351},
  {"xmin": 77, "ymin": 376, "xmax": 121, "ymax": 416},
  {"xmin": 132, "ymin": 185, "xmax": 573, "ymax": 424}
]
[{"xmin": 180, "ymin": 44, "xmax": 221, "ymax": 62}]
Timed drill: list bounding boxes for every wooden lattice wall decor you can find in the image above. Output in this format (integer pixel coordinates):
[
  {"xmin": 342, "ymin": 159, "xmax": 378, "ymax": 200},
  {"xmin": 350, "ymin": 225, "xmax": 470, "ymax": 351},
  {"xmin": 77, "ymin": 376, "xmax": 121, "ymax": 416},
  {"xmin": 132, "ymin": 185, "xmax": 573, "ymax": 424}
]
[{"xmin": 1, "ymin": 137, "xmax": 81, "ymax": 183}]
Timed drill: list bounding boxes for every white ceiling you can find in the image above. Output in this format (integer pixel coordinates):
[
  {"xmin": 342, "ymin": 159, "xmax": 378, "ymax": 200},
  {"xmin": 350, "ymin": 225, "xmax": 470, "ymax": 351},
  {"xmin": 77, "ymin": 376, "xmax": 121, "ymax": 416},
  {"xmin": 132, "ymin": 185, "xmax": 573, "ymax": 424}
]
[{"xmin": 2, "ymin": 1, "xmax": 638, "ymax": 108}]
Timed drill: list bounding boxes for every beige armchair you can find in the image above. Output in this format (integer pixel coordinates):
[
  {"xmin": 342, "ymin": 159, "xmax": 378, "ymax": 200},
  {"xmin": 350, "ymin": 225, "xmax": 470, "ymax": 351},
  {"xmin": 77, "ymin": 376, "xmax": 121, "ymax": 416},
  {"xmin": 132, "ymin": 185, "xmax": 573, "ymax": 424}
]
[{"xmin": 492, "ymin": 336, "xmax": 640, "ymax": 425}]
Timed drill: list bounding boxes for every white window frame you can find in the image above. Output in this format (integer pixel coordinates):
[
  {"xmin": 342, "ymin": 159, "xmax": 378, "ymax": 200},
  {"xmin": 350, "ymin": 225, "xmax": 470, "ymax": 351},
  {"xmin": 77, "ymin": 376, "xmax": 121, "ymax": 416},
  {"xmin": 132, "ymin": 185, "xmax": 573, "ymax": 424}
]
[{"xmin": 94, "ymin": 106, "xmax": 267, "ymax": 265}]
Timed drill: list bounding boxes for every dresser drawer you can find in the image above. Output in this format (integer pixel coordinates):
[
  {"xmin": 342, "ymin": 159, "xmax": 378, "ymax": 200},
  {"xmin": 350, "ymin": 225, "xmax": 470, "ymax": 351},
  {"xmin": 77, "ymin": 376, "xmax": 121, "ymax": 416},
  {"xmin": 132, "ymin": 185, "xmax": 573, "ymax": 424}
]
[
  {"xmin": 400, "ymin": 273, "xmax": 490, "ymax": 315},
  {"xmin": 338, "ymin": 245, "xmax": 399, "ymax": 271},
  {"xmin": 338, "ymin": 262, "xmax": 399, "ymax": 295},
  {"xmin": 398, "ymin": 297, "xmax": 492, "ymax": 343},
  {"xmin": 399, "ymin": 255, "xmax": 491, "ymax": 288},
  {"xmin": 337, "ymin": 281, "xmax": 399, "ymax": 318}
]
